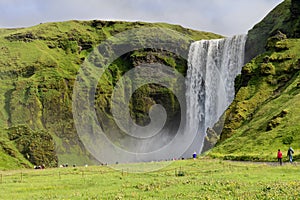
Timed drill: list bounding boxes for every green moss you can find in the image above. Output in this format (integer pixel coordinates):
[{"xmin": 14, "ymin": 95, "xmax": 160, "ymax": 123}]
[
  {"xmin": 0, "ymin": 128, "xmax": 32, "ymax": 170},
  {"xmin": 6, "ymin": 125, "xmax": 58, "ymax": 167},
  {"xmin": 261, "ymin": 63, "xmax": 276, "ymax": 75},
  {"xmin": 212, "ymin": 39, "xmax": 300, "ymax": 161},
  {"xmin": 0, "ymin": 20, "xmax": 221, "ymax": 169},
  {"xmin": 245, "ymin": 0, "xmax": 298, "ymax": 62}
]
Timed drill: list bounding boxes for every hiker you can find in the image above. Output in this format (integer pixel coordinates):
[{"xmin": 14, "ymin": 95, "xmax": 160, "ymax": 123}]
[
  {"xmin": 277, "ymin": 149, "xmax": 283, "ymax": 165},
  {"xmin": 287, "ymin": 147, "xmax": 294, "ymax": 163},
  {"xmin": 193, "ymin": 151, "xmax": 197, "ymax": 160}
]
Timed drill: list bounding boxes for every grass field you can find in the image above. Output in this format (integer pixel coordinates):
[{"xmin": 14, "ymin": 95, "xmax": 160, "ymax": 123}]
[{"xmin": 0, "ymin": 158, "xmax": 299, "ymax": 199}]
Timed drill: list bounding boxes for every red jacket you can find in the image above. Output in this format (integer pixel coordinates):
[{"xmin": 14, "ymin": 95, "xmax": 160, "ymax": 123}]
[{"xmin": 277, "ymin": 151, "xmax": 283, "ymax": 159}]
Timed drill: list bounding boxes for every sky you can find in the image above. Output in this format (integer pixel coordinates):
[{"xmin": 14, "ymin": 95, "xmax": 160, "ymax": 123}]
[{"xmin": 0, "ymin": 0, "xmax": 284, "ymax": 36}]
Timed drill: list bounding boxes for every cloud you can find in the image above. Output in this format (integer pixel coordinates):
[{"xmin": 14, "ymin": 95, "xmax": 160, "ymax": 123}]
[{"xmin": 0, "ymin": 0, "xmax": 283, "ymax": 36}]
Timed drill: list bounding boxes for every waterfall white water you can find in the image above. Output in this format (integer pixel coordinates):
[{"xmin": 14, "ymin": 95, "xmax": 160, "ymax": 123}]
[{"xmin": 185, "ymin": 35, "xmax": 247, "ymax": 154}]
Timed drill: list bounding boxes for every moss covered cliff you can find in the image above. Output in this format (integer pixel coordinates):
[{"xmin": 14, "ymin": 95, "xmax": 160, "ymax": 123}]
[
  {"xmin": 210, "ymin": 37, "xmax": 300, "ymax": 161},
  {"xmin": 245, "ymin": 0, "xmax": 300, "ymax": 62},
  {"xmin": 0, "ymin": 20, "xmax": 221, "ymax": 169},
  {"xmin": 2, "ymin": 0, "xmax": 299, "ymax": 168},
  {"xmin": 210, "ymin": 0, "xmax": 300, "ymax": 161}
]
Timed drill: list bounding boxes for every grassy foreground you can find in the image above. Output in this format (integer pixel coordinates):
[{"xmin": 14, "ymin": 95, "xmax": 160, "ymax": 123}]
[{"xmin": 0, "ymin": 158, "xmax": 299, "ymax": 199}]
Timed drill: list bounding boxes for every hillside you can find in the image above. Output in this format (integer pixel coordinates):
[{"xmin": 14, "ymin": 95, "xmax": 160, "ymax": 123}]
[
  {"xmin": 2, "ymin": 0, "xmax": 299, "ymax": 170},
  {"xmin": 210, "ymin": 37, "xmax": 300, "ymax": 161},
  {"xmin": 245, "ymin": 0, "xmax": 300, "ymax": 62},
  {"xmin": 210, "ymin": 0, "xmax": 300, "ymax": 161},
  {"xmin": 0, "ymin": 20, "xmax": 221, "ymax": 170}
]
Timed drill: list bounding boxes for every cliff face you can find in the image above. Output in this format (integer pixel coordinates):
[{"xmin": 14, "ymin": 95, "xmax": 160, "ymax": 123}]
[
  {"xmin": 211, "ymin": 0, "xmax": 300, "ymax": 161},
  {"xmin": 245, "ymin": 0, "xmax": 300, "ymax": 63},
  {"xmin": 0, "ymin": 20, "xmax": 222, "ymax": 169},
  {"xmin": 211, "ymin": 37, "xmax": 300, "ymax": 161},
  {"xmin": 3, "ymin": 1, "xmax": 298, "ymax": 168}
]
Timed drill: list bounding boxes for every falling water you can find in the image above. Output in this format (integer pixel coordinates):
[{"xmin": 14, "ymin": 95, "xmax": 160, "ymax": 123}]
[{"xmin": 185, "ymin": 35, "xmax": 247, "ymax": 155}]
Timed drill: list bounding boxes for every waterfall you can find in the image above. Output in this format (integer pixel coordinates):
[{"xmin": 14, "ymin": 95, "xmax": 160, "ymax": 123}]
[{"xmin": 185, "ymin": 35, "xmax": 247, "ymax": 154}]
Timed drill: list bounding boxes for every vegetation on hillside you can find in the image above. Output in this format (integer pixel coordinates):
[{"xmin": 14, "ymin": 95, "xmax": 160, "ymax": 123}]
[
  {"xmin": 245, "ymin": 0, "xmax": 300, "ymax": 62},
  {"xmin": 210, "ymin": 33, "xmax": 300, "ymax": 161},
  {"xmin": 1, "ymin": 0, "xmax": 300, "ymax": 169},
  {"xmin": 210, "ymin": 0, "xmax": 300, "ymax": 162},
  {"xmin": 0, "ymin": 20, "xmax": 222, "ymax": 169}
]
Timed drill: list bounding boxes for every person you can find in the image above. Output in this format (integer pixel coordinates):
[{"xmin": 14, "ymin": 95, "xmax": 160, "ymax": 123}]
[
  {"xmin": 287, "ymin": 147, "xmax": 294, "ymax": 163},
  {"xmin": 277, "ymin": 149, "xmax": 283, "ymax": 165},
  {"xmin": 193, "ymin": 151, "xmax": 197, "ymax": 160}
]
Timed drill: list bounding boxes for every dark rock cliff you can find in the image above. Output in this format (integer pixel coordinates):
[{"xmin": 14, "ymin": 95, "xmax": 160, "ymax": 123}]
[{"xmin": 245, "ymin": 0, "xmax": 300, "ymax": 62}]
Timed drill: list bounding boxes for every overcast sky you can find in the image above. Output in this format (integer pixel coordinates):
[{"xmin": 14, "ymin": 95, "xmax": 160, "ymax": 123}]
[{"xmin": 0, "ymin": 0, "xmax": 283, "ymax": 36}]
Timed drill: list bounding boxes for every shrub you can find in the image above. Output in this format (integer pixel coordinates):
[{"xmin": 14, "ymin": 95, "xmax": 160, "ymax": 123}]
[
  {"xmin": 7, "ymin": 125, "xmax": 58, "ymax": 167},
  {"xmin": 261, "ymin": 63, "xmax": 276, "ymax": 75},
  {"xmin": 282, "ymin": 136, "xmax": 294, "ymax": 145}
]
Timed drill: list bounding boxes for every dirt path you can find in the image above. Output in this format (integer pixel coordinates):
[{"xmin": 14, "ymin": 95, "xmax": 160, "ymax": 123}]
[{"xmin": 227, "ymin": 160, "xmax": 299, "ymax": 166}]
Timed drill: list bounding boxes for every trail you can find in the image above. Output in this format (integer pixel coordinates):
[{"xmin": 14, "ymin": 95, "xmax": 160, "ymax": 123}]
[{"xmin": 225, "ymin": 160, "xmax": 299, "ymax": 167}]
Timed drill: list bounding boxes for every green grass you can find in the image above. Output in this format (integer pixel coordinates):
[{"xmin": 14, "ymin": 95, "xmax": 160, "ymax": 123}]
[
  {"xmin": 211, "ymin": 38, "xmax": 300, "ymax": 161},
  {"xmin": 0, "ymin": 158, "xmax": 299, "ymax": 199},
  {"xmin": 0, "ymin": 20, "xmax": 222, "ymax": 170}
]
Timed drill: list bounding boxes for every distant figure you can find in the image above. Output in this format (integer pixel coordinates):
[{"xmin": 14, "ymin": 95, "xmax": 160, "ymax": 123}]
[
  {"xmin": 277, "ymin": 149, "xmax": 283, "ymax": 166},
  {"xmin": 287, "ymin": 147, "xmax": 294, "ymax": 163},
  {"xmin": 34, "ymin": 165, "xmax": 44, "ymax": 170},
  {"xmin": 193, "ymin": 151, "xmax": 197, "ymax": 160}
]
